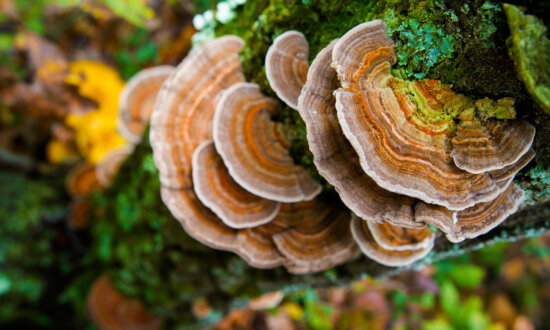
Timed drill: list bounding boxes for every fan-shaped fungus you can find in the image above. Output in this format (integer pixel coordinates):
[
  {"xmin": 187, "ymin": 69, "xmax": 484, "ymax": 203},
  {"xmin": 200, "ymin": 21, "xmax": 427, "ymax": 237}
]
[
  {"xmin": 118, "ymin": 66, "xmax": 175, "ymax": 143},
  {"xmin": 297, "ymin": 39, "xmax": 419, "ymax": 229},
  {"xmin": 416, "ymin": 183, "xmax": 525, "ymax": 243},
  {"xmin": 192, "ymin": 140, "xmax": 280, "ymax": 229},
  {"xmin": 351, "ymin": 217, "xmax": 434, "ymax": 267},
  {"xmin": 213, "ymin": 82, "xmax": 321, "ymax": 202},
  {"xmin": 332, "ymin": 20, "xmax": 534, "ymax": 211},
  {"xmin": 265, "ymin": 30, "xmax": 309, "ymax": 110},
  {"xmin": 150, "ymin": 36, "xmax": 245, "ymax": 250}
]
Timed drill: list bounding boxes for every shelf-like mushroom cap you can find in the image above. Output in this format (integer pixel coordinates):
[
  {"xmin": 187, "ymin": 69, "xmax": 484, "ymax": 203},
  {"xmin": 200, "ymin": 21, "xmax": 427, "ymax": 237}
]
[
  {"xmin": 415, "ymin": 183, "xmax": 524, "ymax": 243},
  {"xmin": 272, "ymin": 198, "xmax": 359, "ymax": 274},
  {"xmin": 66, "ymin": 162, "xmax": 101, "ymax": 197},
  {"xmin": 192, "ymin": 140, "xmax": 280, "ymax": 229},
  {"xmin": 233, "ymin": 197, "xmax": 358, "ymax": 273},
  {"xmin": 489, "ymin": 148, "xmax": 535, "ymax": 182},
  {"xmin": 366, "ymin": 220, "xmax": 435, "ymax": 252},
  {"xmin": 451, "ymin": 110, "xmax": 535, "ymax": 174},
  {"xmin": 350, "ymin": 216, "xmax": 435, "ymax": 267},
  {"xmin": 235, "ymin": 220, "xmax": 287, "ymax": 269},
  {"xmin": 298, "ymin": 39, "xmax": 419, "ymax": 229},
  {"xmin": 87, "ymin": 275, "xmax": 163, "ymax": 330},
  {"xmin": 213, "ymin": 82, "xmax": 321, "ymax": 202},
  {"xmin": 118, "ymin": 66, "xmax": 175, "ymax": 143},
  {"xmin": 96, "ymin": 145, "xmax": 134, "ymax": 188},
  {"xmin": 332, "ymin": 20, "xmax": 513, "ymax": 210},
  {"xmin": 265, "ymin": 31, "xmax": 309, "ymax": 110},
  {"xmin": 150, "ymin": 36, "xmax": 245, "ymax": 251}
]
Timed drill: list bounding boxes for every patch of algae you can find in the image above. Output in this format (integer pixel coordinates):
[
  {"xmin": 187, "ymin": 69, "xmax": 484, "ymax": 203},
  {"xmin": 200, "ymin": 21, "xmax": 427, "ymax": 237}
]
[{"xmin": 503, "ymin": 3, "xmax": 550, "ymax": 114}]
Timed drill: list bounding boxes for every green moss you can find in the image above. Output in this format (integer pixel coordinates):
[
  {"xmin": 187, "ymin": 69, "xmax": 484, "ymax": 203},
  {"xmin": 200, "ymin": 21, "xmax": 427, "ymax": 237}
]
[
  {"xmin": 0, "ymin": 171, "xmax": 78, "ymax": 327},
  {"xmin": 504, "ymin": 3, "xmax": 550, "ymax": 114}
]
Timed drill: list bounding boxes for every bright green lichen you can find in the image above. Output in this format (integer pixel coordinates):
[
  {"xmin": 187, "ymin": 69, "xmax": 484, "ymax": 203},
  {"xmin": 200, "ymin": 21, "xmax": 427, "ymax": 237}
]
[
  {"xmin": 503, "ymin": 3, "xmax": 550, "ymax": 114},
  {"xmin": 392, "ymin": 20, "xmax": 456, "ymax": 79}
]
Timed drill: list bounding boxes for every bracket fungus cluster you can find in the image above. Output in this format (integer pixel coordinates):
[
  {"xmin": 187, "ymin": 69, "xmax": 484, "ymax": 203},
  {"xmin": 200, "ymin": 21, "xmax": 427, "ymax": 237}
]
[
  {"xmin": 287, "ymin": 19, "xmax": 534, "ymax": 266},
  {"xmin": 151, "ymin": 19, "xmax": 535, "ymax": 270},
  {"xmin": 150, "ymin": 36, "xmax": 356, "ymax": 274}
]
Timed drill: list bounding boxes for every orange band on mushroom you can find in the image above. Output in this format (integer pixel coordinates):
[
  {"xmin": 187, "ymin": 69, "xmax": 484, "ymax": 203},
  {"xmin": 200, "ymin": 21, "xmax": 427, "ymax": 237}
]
[
  {"xmin": 150, "ymin": 36, "xmax": 245, "ymax": 251},
  {"xmin": 192, "ymin": 140, "xmax": 281, "ymax": 229},
  {"xmin": 331, "ymin": 20, "xmax": 530, "ymax": 211},
  {"xmin": 213, "ymin": 82, "xmax": 321, "ymax": 203},
  {"xmin": 272, "ymin": 198, "xmax": 359, "ymax": 274},
  {"xmin": 350, "ymin": 216, "xmax": 434, "ymax": 267},
  {"xmin": 297, "ymin": 39, "xmax": 420, "ymax": 229},
  {"xmin": 265, "ymin": 30, "xmax": 309, "ymax": 110},
  {"xmin": 415, "ymin": 183, "xmax": 524, "ymax": 243},
  {"xmin": 118, "ymin": 66, "xmax": 175, "ymax": 143}
]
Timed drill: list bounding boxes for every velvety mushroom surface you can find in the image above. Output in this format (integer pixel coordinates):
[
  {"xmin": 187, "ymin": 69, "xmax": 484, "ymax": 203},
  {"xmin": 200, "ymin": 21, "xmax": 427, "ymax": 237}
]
[
  {"xmin": 151, "ymin": 36, "xmax": 356, "ymax": 273},
  {"xmin": 118, "ymin": 65, "xmax": 175, "ymax": 143},
  {"xmin": 213, "ymin": 82, "xmax": 321, "ymax": 202},
  {"xmin": 192, "ymin": 140, "xmax": 280, "ymax": 229},
  {"xmin": 265, "ymin": 30, "xmax": 309, "ymax": 110},
  {"xmin": 297, "ymin": 39, "xmax": 420, "ymax": 229},
  {"xmin": 150, "ymin": 36, "xmax": 245, "ymax": 251},
  {"xmin": 350, "ymin": 216, "xmax": 435, "ymax": 267},
  {"xmin": 235, "ymin": 198, "xmax": 359, "ymax": 274},
  {"xmin": 415, "ymin": 183, "xmax": 525, "ymax": 243},
  {"xmin": 332, "ymin": 19, "xmax": 534, "ymax": 211}
]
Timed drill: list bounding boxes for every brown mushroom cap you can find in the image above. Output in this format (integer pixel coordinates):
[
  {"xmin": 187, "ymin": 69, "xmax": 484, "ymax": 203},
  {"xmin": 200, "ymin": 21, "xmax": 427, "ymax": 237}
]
[
  {"xmin": 118, "ymin": 66, "xmax": 175, "ymax": 144},
  {"xmin": 265, "ymin": 30, "xmax": 309, "ymax": 110},
  {"xmin": 234, "ymin": 197, "xmax": 358, "ymax": 273},
  {"xmin": 192, "ymin": 140, "xmax": 281, "ymax": 228},
  {"xmin": 451, "ymin": 118, "xmax": 535, "ymax": 174},
  {"xmin": 415, "ymin": 183, "xmax": 525, "ymax": 243},
  {"xmin": 332, "ymin": 20, "xmax": 506, "ymax": 210},
  {"xmin": 235, "ymin": 220, "xmax": 287, "ymax": 269},
  {"xmin": 150, "ymin": 36, "xmax": 245, "ymax": 251},
  {"xmin": 213, "ymin": 82, "xmax": 321, "ymax": 203},
  {"xmin": 366, "ymin": 220, "xmax": 435, "ymax": 252},
  {"xmin": 272, "ymin": 199, "xmax": 359, "ymax": 274},
  {"xmin": 87, "ymin": 275, "xmax": 163, "ymax": 330},
  {"xmin": 297, "ymin": 39, "xmax": 420, "ymax": 229},
  {"xmin": 66, "ymin": 162, "xmax": 102, "ymax": 197},
  {"xmin": 96, "ymin": 145, "xmax": 134, "ymax": 188},
  {"xmin": 350, "ymin": 216, "xmax": 435, "ymax": 267},
  {"xmin": 489, "ymin": 148, "xmax": 535, "ymax": 182}
]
